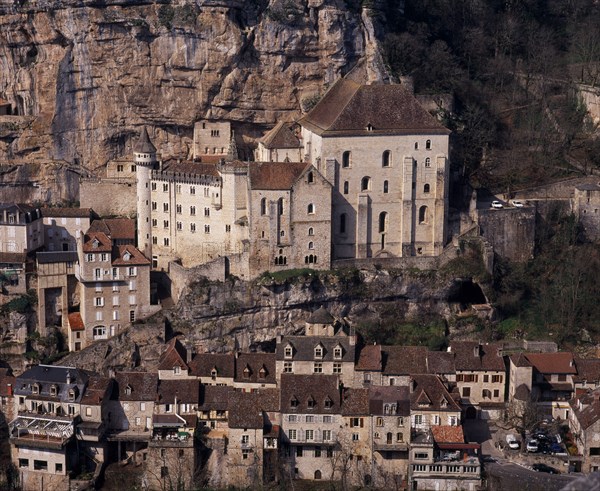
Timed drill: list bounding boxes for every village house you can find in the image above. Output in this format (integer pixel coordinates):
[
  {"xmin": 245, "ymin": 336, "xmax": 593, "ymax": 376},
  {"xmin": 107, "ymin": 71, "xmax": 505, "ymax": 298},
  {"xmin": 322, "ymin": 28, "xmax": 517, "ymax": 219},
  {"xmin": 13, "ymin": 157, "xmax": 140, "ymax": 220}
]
[
  {"xmin": 354, "ymin": 344, "xmax": 383, "ymax": 387},
  {"xmin": 233, "ymin": 352, "xmax": 277, "ymax": 391},
  {"xmin": 157, "ymin": 338, "xmax": 194, "ymax": 381},
  {"xmin": 0, "ymin": 204, "xmax": 43, "ymax": 254},
  {"xmin": 574, "ymin": 358, "xmax": 600, "ymax": 395},
  {"xmin": 255, "ymin": 121, "xmax": 303, "ymax": 163},
  {"xmin": 78, "ymin": 376, "xmax": 113, "ymax": 469},
  {"xmin": 188, "ymin": 352, "xmax": 235, "ymax": 386},
  {"xmin": 381, "ymin": 346, "xmax": 429, "ymax": 387},
  {"xmin": 41, "ymin": 207, "xmax": 93, "ymax": 252},
  {"xmin": 569, "ymin": 386, "xmax": 600, "ymax": 473}
]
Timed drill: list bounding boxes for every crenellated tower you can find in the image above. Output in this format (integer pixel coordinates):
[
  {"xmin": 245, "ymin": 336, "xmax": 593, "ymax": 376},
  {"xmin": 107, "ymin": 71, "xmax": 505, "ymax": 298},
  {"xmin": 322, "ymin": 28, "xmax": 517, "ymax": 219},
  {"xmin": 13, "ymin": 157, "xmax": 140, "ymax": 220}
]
[{"xmin": 134, "ymin": 126, "xmax": 157, "ymax": 260}]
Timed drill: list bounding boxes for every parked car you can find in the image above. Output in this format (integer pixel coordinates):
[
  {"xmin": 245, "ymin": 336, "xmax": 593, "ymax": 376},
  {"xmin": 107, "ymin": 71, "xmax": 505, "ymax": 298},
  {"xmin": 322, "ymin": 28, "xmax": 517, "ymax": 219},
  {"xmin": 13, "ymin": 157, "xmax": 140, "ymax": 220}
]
[
  {"xmin": 511, "ymin": 200, "xmax": 524, "ymax": 208},
  {"xmin": 491, "ymin": 200, "xmax": 503, "ymax": 209},
  {"xmin": 550, "ymin": 442, "xmax": 563, "ymax": 454},
  {"xmin": 527, "ymin": 439, "xmax": 539, "ymax": 452},
  {"xmin": 532, "ymin": 463, "xmax": 559, "ymax": 474},
  {"xmin": 506, "ymin": 434, "xmax": 520, "ymax": 449}
]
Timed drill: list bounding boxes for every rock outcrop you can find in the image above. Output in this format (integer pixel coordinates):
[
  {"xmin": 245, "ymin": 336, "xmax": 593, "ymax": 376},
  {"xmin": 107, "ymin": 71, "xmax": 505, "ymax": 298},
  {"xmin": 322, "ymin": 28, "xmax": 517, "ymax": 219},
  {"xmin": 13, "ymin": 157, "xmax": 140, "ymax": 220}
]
[{"xmin": 0, "ymin": 0, "xmax": 388, "ymax": 172}]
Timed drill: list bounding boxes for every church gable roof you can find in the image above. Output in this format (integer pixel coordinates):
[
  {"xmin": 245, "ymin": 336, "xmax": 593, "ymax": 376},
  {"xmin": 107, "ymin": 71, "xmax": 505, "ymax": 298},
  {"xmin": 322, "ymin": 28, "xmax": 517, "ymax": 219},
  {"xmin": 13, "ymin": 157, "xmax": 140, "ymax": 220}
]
[
  {"xmin": 260, "ymin": 121, "xmax": 302, "ymax": 149},
  {"xmin": 249, "ymin": 161, "xmax": 310, "ymax": 190},
  {"xmin": 300, "ymin": 78, "xmax": 449, "ymax": 137}
]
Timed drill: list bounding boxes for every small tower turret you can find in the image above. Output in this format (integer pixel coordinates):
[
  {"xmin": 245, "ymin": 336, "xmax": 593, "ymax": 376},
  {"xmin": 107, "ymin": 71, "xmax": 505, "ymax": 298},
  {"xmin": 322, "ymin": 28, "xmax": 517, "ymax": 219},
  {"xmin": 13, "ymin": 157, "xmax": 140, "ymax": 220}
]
[{"xmin": 134, "ymin": 127, "xmax": 157, "ymax": 260}]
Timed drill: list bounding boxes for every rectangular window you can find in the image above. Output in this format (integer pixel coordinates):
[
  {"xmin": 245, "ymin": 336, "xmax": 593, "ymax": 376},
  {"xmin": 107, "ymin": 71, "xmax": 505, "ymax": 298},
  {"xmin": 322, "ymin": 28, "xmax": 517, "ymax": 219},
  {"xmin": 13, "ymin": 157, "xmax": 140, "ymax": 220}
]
[
  {"xmin": 95, "ymin": 282, "xmax": 102, "ymax": 292},
  {"xmin": 492, "ymin": 374, "xmax": 503, "ymax": 383},
  {"xmin": 493, "ymin": 389, "xmax": 500, "ymax": 398},
  {"xmin": 163, "ymin": 183, "xmax": 169, "ymax": 192},
  {"xmin": 333, "ymin": 363, "xmax": 342, "ymax": 374},
  {"xmin": 177, "ymin": 221, "xmax": 182, "ymax": 231},
  {"xmin": 176, "ymin": 204, "xmax": 182, "ymax": 214},
  {"xmin": 414, "ymin": 452, "xmax": 429, "ymax": 460},
  {"xmin": 18, "ymin": 459, "xmax": 28, "ymax": 468},
  {"xmin": 112, "ymin": 267, "xmax": 118, "ymax": 279},
  {"xmin": 190, "ymin": 186, "xmax": 196, "ymax": 195},
  {"xmin": 152, "ymin": 182, "xmax": 157, "ymax": 191},
  {"xmin": 163, "ymin": 220, "xmax": 169, "ymax": 229},
  {"xmin": 86, "ymin": 253, "xmax": 94, "ymax": 262},
  {"xmin": 296, "ymin": 446, "xmax": 303, "ymax": 457},
  {"xmin": 113, "ymin": 310, "xmax": 119, "ymax": 320},
  {"xmin": 94, "ymin": 268, "xmax": 101, "ymax": 279},
  {"xmin": 95, "ymin": 311, "xmax": 103, "ymax": 321},
  {"xmin": 163, "ymin": 203, "xmax": 169, "ymax": 212},
  {"xmin": 288, "ymin": 429, "xmax": 297, "ymax": 440},
  {"xmin": 414, "ymin": 415, "xmax": 423, "ymax": 425},
  {"xmin": 313, "ymin": 362, "xmax": 323, "ymax": 373},
  {"xmin": 323, "ymin": 430, "xmax": 332, "ymax": 441},
  {"xmin": 95, "ymin": 297, "xmax": 104, "ymax": 307},
  {"xmin": 288, "ymin": 415, "xmax": 297, "ymax": 422},
  {"xmin": 283, "ymin": 362, "xmax": 293, "ymax": 373},
  {"xmin": 33, "ymin": 460, "xmax": 48, "ymax": 471},
  {"xmin": 152, "ymin": 219, "xmax": 157, "ymax": 228},
  {"xmin": 129, "ymin": 281, "xmax": 136, "ymax": 291},
  {"xmin": 352, "ymin": 433, "xmax": 359, "ymax": 441},
  {"xmin": 305, "ymin": 430, "xmax": 314, "ymax": 441},
  {"xmin": 204, "ymin": 225, "xmax": 210, "ymax": 234},
  {"xmin": 305, "ymin": 415, "xmax": 314, "ymax": 423},
  {"xmin": 129, "ymin": 295, "xmax": 136, "ymax": 305},
  {"xmin": 190, "ymin": 223, "xmax": 196, "ymax": 233},
  {"xmin": 204, "ymin": 207, "xmax": 210, "ymax": 217},
  {"xmin": 350, "ymin": 418, "xmax": 363, "ymax": 428},
  {"xmin": 68, "ymin": 405, "xmax": 75, "ymax": 415},
  {"xmin": 190, "ymin": 206, "xmax": 196, "ymax": 216},
  {"xmin": 85, "ymin": 407, "xmax": 92, "ymax": 416},
  {"xmin": 323, "ymin": 416, "xmax": 332, "ymax": 424},
  {"xmin": 136, "ymin": 417, "xmax": 141, "ymax": 426},
  {"xmin": 130, "ymin": 310, "xmax": 135, "ymax": 322},
  {"xmin": 141, "ymin": 402, "xmax": 146, "ymax": 411},
  {"xmin": 152, "ymin": 202, "xmax": 157, "ymax": 211},
  {"xmin": 462, "ymin": 387, "xmax": 471, "ymax": 397},
  {"xmin": 164, "ymin": 238, "xmax": 169, "ymax": 246}
]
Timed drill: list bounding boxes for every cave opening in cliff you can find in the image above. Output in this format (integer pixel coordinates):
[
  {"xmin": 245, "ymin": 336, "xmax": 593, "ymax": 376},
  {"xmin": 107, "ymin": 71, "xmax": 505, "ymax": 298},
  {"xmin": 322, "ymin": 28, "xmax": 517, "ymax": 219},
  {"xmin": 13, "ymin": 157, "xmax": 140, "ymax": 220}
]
[{"xmin": 448, "ymin": 280, "xmax": 487, "ymax": 307}]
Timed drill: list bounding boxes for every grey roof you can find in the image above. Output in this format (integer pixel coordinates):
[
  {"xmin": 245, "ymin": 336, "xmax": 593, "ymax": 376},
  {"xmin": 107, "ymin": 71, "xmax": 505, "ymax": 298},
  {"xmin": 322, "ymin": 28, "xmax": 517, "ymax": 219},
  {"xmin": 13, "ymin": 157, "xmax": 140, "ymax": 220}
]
[
  {"xmin": 368, "ymin": 386, "xmax": 411, "ymax": 416},
  {"xmin": 276, "ymin": 335, "xmax": 355, "ymax": 362},
  {"xmin": 133, "ymin": 126, "xmax": 156, "ymax": 154},
  {"xmin": 36, "ymin": 251, "xmax": 78, "ymax": 264},
  {"xmin": 15, "ymin": 365, "xmax": 89, "ymax": 403},
  {"xmin": 306, "ymin": 306, "xmax": 334, "ymax": 325},
  {"xmin": 280, "ymin": 374, "xmax": 341, "ymax": 414}
]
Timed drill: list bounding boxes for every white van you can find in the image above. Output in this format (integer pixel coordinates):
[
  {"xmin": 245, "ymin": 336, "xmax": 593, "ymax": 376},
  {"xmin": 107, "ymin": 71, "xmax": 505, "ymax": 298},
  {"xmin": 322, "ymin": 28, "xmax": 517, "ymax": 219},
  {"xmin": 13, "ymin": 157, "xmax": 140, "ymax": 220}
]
[{"xmin": 506, "ymin": 434, "xmax": 520, "ymax": 449}]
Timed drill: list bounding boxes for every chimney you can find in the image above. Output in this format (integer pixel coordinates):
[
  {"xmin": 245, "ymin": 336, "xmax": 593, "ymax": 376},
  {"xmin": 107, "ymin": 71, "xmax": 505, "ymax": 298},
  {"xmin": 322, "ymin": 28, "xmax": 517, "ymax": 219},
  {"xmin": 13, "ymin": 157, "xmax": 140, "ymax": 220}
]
[
  {"xmin": 66, "ymin": 370, "xmax": 72, "ymax": 385},
  {"xmin": 7, "ymin": 383, "xmax": 12, "ymax": 396},
  {"xmin": 474, "ymin": 344, "xmax": 481, "ymax": 358},
  {"xmin": 185, "ymin": 342, "xmax": 193, "ymax": 364}
]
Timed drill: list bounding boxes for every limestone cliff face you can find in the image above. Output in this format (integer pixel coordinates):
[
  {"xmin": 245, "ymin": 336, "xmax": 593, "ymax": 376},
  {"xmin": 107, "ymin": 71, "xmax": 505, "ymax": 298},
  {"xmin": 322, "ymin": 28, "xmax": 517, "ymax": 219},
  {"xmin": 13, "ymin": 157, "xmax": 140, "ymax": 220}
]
[{"xmin": 0, "ymin": 0, "xmax": 386, "ymax": 170}]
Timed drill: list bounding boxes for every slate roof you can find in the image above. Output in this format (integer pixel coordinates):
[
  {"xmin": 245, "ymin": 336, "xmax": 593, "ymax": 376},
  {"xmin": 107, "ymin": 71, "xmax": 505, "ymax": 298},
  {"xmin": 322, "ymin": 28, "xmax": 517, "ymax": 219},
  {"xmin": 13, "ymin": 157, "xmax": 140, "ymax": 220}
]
[
  {"xmin": 299, "ymin": 78, "xmax": 450, "ymax": 137},
  {"xmin": 41, "ymin": 207, "xmax": 92, "ymax": 218},
  {"xmin": 234, "ymin": 353, "xmax": 276, "ymax": 384},
  {"xmin": 431, "ymin": 425, "xmax": 465, "ymax": 444},
  {"xmin": 80, "ymin": 376, "xmax": 112, "ymax": 405},
  {"xmin": 356, "ymin": 344, "xmax": 382, "ymax": 371},
  {"xmin": 259, "ymin": 121, "xmax": 302, "ymax": 149},
  {"xmin": 450, "ymin": 341, "xmax": 505, "ymax": 372},
  {"xmin": 15, "ymin": 365, "xmax": 89, "ymax": 403},
  {"xmin": 111, "ymin": 244, "xmax": 150, "ymax": 266},
  {"xmin": 227, "ymin": 389, "xmax": 280, "ymax": 429},
  {"xmin": 368, "ymin": 386, "xmax": 411, "ymax": 416},
  {"xmin": 427, "ymin": 351, "xmax": 456, "ymax": 375},
  {"xmin": 157, "ymin": 379, "xmax": 200, "ymax": 405},
  {"xmin": 133, "ymin": 126, "xmax": 157, "ymax": 154},
  {"xmin": 382, "ymin": 346, "xmax": 428, "ymax": 375},
  {"xmin": 306, "ymin": 306, "xmax": 334, "ymax": 325},
  {"xmin": 0, "ymin": 252, "xmax": 27, "ymax": 264},
  {"xmin": 341, "ymin": 388, "xmax": 370, "ymax": 416},
  {"xmin": 158, "ymin": 338, "xmax": 189, "ymax": 372},
  {"xmin": 113, "ymin": 372, "xmax": 157, "ymax": 402},
  {"xmin": 574, "ymin": 358, "xmax": 600, "ymax": 384},
  {"xmin": 276, "ymin": 336, "xmax": 355, "ymax": 362},
  {"xmin": 410, "ymin": 374, "xmax": 461, "ymax": 412},
  {"xmin": 198, "ymin": 385, "xmax": 233, "ymax": 411},
  {"xmin": 189, "ymin": 353, "xmax": 235, "ymax": 379},
  {"xmin": 68, "ymin": 312, "xmax": 85, "ymax": 332},
  {"xmin": 525, "ymin": 352, "xmax": 577, "ymax": 375},
  {"xmin": 249, "ymin": 161, "xmax": 311, "ymax": 190},
  {"xmin": 280, "ymin": 374, "xmax": 341, "ymax": 414},
  {"xmin": 570, "ymin": 387, "xmax": 600, "ymax": 430},
  {"xmin": 37, "ymin": 252, "xmax": 78, "ymax": 264}
]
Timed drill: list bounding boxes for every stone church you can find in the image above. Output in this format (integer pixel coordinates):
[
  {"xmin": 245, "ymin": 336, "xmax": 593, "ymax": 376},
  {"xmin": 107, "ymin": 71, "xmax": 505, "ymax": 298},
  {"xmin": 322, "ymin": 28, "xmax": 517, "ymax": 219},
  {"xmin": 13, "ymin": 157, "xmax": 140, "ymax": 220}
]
[{"xmin": 133, "ymin": 78, "xmax": 450, "ymax": 278}]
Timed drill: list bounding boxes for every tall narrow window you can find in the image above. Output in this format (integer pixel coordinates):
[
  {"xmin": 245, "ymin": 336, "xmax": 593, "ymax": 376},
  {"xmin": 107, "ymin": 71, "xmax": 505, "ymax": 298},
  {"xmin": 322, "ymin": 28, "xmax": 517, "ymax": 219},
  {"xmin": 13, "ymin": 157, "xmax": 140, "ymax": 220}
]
[
  {"xmin": 308, "ymin": 227, "xmax": 314, "ymax": 236},
  {"xmin": 307, "ymin": 172, "xmax": 314, "ymax": 183},
  {"xmin": 382, "ymin": 150, "xmax": 391, "ymax": 167},
  {"xmin": 278, "ymin": 198, "xmax": 284, "ymax": 216},
  {"xmin": 307, "ymin": 203, "xmax": 315, "ymax": 214},
  {"xmin": 425, "ymin": 157, "xmax": 431, "ymax": 168},
  {"xmin": 343, "ymin": 181, "xmax": 349, "ymax": 194},
  {"xmin": 361, "ymin": 176, "xmax": 371, "ymax": 192},
  {"xmin": 261, "ymin": 198, "xmax": 267, "ymax": 216},
  {"xmin": 426, "ymin": 139, "xmax": 431, "ymax": 150},
  {"xmin": 340, "ymin": 213, "xmax": 347, "ymax": 234},
  {"xmin": 342, "ymin": 151, "xmax": 351, "ymax": 168},
  {"xmin": 383, "ymin": 180, "xmax": 389, "ymax": 194},
  {"xmin": 379, "ymin": 212, "xmax": 388, "ymax": 233},
  {"xmin": 419, "ymin": 206, "xmax": 428, "ymax": 224},
  {"xmin": 424, "ymin": 183, "xmax": 430, "ymax": 193},
  {"xmin": 414, "ymin": 142, "xmax": 419, "ymax": 150}
]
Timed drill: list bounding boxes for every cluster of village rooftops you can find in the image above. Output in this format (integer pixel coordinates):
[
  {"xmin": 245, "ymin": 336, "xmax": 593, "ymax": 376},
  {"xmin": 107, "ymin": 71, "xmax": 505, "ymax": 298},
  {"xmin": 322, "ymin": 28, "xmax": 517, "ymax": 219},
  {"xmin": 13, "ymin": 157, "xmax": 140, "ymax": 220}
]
[{"xmin": 3, "ymin": 307, "xmax": 600, "ymax": 490}]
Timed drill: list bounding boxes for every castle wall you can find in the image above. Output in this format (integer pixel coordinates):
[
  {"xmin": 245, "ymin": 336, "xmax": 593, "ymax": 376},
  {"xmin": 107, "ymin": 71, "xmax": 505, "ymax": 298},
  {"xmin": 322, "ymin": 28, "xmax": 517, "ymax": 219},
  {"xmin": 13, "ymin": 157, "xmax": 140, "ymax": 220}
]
[
  {"xmin": 80, "ymin": 179, "xmax": 136, "ymax": 217},
  {"xmin": 477, "ymin": 207, "xmax": 535, "ymax": 262}
]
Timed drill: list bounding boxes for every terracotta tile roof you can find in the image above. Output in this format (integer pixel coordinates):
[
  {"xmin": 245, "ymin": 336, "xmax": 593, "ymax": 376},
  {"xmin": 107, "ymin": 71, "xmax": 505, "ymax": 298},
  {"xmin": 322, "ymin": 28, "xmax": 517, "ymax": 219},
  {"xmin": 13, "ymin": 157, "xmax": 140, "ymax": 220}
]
[
  {"xmin": 382, "ymin": 346, "xmax": 428, "ymax": 375},
  {"xmin": 299, "ymin": 78, "xmax": 450, "ymax": 137},
  {"xmin": 198, "ymin": 385, "xmax": 234, "ymax": 411},
  {"xmin": 81, "ymin": 376, "xmax": 112, "ymax": 405},
  {"xmin": 427, "ymin": 351, "xmax": 456, "ymax": 374},
  {"xmin": 0, "ymin": 252, "xmax": 27, "ymax": 264},
  {"xmin": 410, "ymin": 374, "xmax": 461, "ymax": 412},
  {"xmin": 570, "ymin": 387, "xmax": 600, "ymax": 429},
  {"xmin": 510, "ymin": 352, "xmax": 532, "ymax": 368},
  {"xmin": 280, "ymin": 374, "xmax": 341, "ymax": 414},
  {"xmin": 249, "ymin": 161, "xmax": 311, "ymax": 190},
  {"xmin": 574, "ymin": 358, "xmax": 600, "ymax": 384},
  {"xmin": 368, "ymin": 386, "xmax": 411, "ymax": 416},
  {"xmin": 234, "ymin": 353, "xmax": 276, "ymax": 384},
  {"xmin": 276, "ymin": 336, "xmax": 355, "ymax": 362},
  {"xmin": 133, "ymin": 126, "xmax": 157, "ymax": 154},
  {"xmin": 189, "ymin": 353, "xmax": 235, "ymax": 379},
  {"xmin": 228, "ymin": 389, "xmax": 279, "ymax": 429},
  {"xmin": 259, "ymin": 121, "xmax": 302, "ymax": 149},
  {"xmin": 68, "ymin": 313, "xmax": 85, "ymax": 332},
  {"xmin": 450, "ymin": 341, "xmax": 505, "ymax": 372},
  {"xmin": 157, "ymin": 379, "xmax": 200, "ymax": 405},
  {"xmin": 356, "ymin": 344, "xmax": 382, "ymax": 371},
  {"xmin": 82, "ymin": 232, "xmax": 112, "ymax": 252},
  {"xmin": 431, "ymin": 425, "xmax": 465, "ymax": 444},
  {"xmin": 341, "ymin": 388, "xmax": 370, "ymax": 415},
  {"xmin": 525, "ymin": 352, "xmax": 577, "ymax": 375},
  {"xmin": 111, "ymin": 245, "xmax": 150, "ymax": 266},
  {"xmin": 0, "ymin": 368, "xmax": 15, "ymax": 398},
  {"xmin": 113, "ymin": 372, "xmax": 158, "ymax": 402},
  {"xmin": 41, "ymin": 207, "xmax": 92, "ymax": 218},
  {"xmin": 104, "ymin": 219, "xmax": 135, "ymax": 241},
  {"xmin": 158, "ymin": 338, "xmax": 189, "ymax": 372}
]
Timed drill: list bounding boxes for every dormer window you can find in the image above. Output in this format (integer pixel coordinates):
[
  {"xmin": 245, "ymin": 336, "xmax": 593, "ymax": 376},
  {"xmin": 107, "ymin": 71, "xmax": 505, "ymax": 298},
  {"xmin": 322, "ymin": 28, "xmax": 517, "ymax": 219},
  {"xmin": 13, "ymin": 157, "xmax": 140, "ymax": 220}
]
[
  {"xmin": 333, "ymin": 345, "xmax": 343, "ymax": 360},
  {"xmin": 32, "ymin": 383, "xmax": 40, "ymax": 395},
  {"xmin": 125, "ymin": 385, "xmax": 132, "ymax": 396},
  {"xmin": 307, "ymin": 397, "xmax": 316, "ymax": 409},
  {"xmin": 324, "ymin": 397, "xmax": 333, "ymax": 409},
  {"xmin": 211, "ymin": 368, "xmax": 218, "ymax": 380},
  {"xmin": 259, "ymin": 366, "xmax": 267, "ymax": 379},
  {"xmin": 290, "ymin": 397, "xmax": 299, "ymax": 409},
  {"xmin": 68, "ymin": 389, "xmax": 76, "ymax": 402},
  {"xmin": 243, "ymin": 365, "xmax": 251, "ymax": 379},
  {"xmin": 92, "ymin": 238, "xmax": 99, "ymax": 249},
  {"xmin": 50, "ymin": 385, "xmax": 57, "ymax": 396},
  {"xmin": 314, "ymin": 344, "xmax": 324, "ymax": 359},
  {"xmin": 284, "ymin": 344, "xmax": 294, "ymax": 359},
  {"xmin": 441, "ymin": 398, "xmax": 448, "ymax": 408},
  {"xmin": 173, "ymin": 366, "xmax": 181, "ymax": 375},
  {"xmin": 366, "ymin": 123, "xmax": 373, "ymax": 132},
  {"xmin": 123, "ymin": 252, "xmax": 132, "ymax": 261}
]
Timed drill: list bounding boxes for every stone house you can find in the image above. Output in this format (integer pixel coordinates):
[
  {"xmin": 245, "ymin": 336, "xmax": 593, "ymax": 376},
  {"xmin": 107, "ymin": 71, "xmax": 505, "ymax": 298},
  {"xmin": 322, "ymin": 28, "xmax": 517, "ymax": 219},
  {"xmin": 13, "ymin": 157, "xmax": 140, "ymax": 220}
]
[
  {"xmin": 426, "ymin": 350, "xmax": 456, "ymax": 385},
  {"xmin": 157, "ymin": 338, "xmax": 193, "ymax": 381},
  {"xmin": 193, "ymin": 120, "xmax": 233, "ymax": 159},
  {"xmin": 573, "ymin": 183, "xmax": 600, "ymax": 242},
  {"xmin": 233, "ymin": 352, "xmax": 277, "ymax": 391},
  {"xmin": 354, "ymin": 344, "xmax": 383, "ymax": 387},
  {"xmin": 41, "ymin": 207, "xmax": 92, "ymax": 252},
  {"xmin": 569, "ymin": 387, "xmax": 600, "ymax": 472},
  {"xmin": 0, "ymin": 203, "xmax": 43, "ymax": 254},
  {"xmin": 369, "ymin": 385, "xmax": 410, "ymax": 488},
  {"xmin": 574, "ymin": 358, "xmax": 600, "ymax": 394},
  {"xmin": 255, "ymin": 121, "xmax": 303, "ymax": 163},
  {"xmin": 299, "ymin": 78, "xmax": 450, "ymax": 259},
  {"xmin": 450, "ymin": 341, "xmax": 506, "ymax": 419},
  {"xmin": 382, "ymin": 346, "xmax": 429, "ymax": 387},
  {"xmin": 197, "ymin": 384, "xmax": 232, "ymax": 434},
  {"xmin": 9, "ymin": 365, "xmax": 89, "ymax": 491},
  {"xmin": 76, "ymin": 230, "xmax": 151, "ymax": 345},
  {"xmin": 188, "ymin": 353, "xmax": 235, "ymax": 386},
  {"xmin": 78, "ymin": 376, "xmax": 113, "ymax": 467},
  {"xmin": 280, "ymin": 374, "xmax": 342, "ymax": 482}
]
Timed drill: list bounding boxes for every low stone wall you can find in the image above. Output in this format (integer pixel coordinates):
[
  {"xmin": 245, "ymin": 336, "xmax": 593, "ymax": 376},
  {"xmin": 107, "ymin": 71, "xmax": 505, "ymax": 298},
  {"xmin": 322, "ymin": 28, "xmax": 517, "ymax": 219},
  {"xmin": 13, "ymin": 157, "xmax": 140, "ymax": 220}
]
[{"xmin": 332, "ymin": 255, "xmax": 440, "ymax": 271}]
